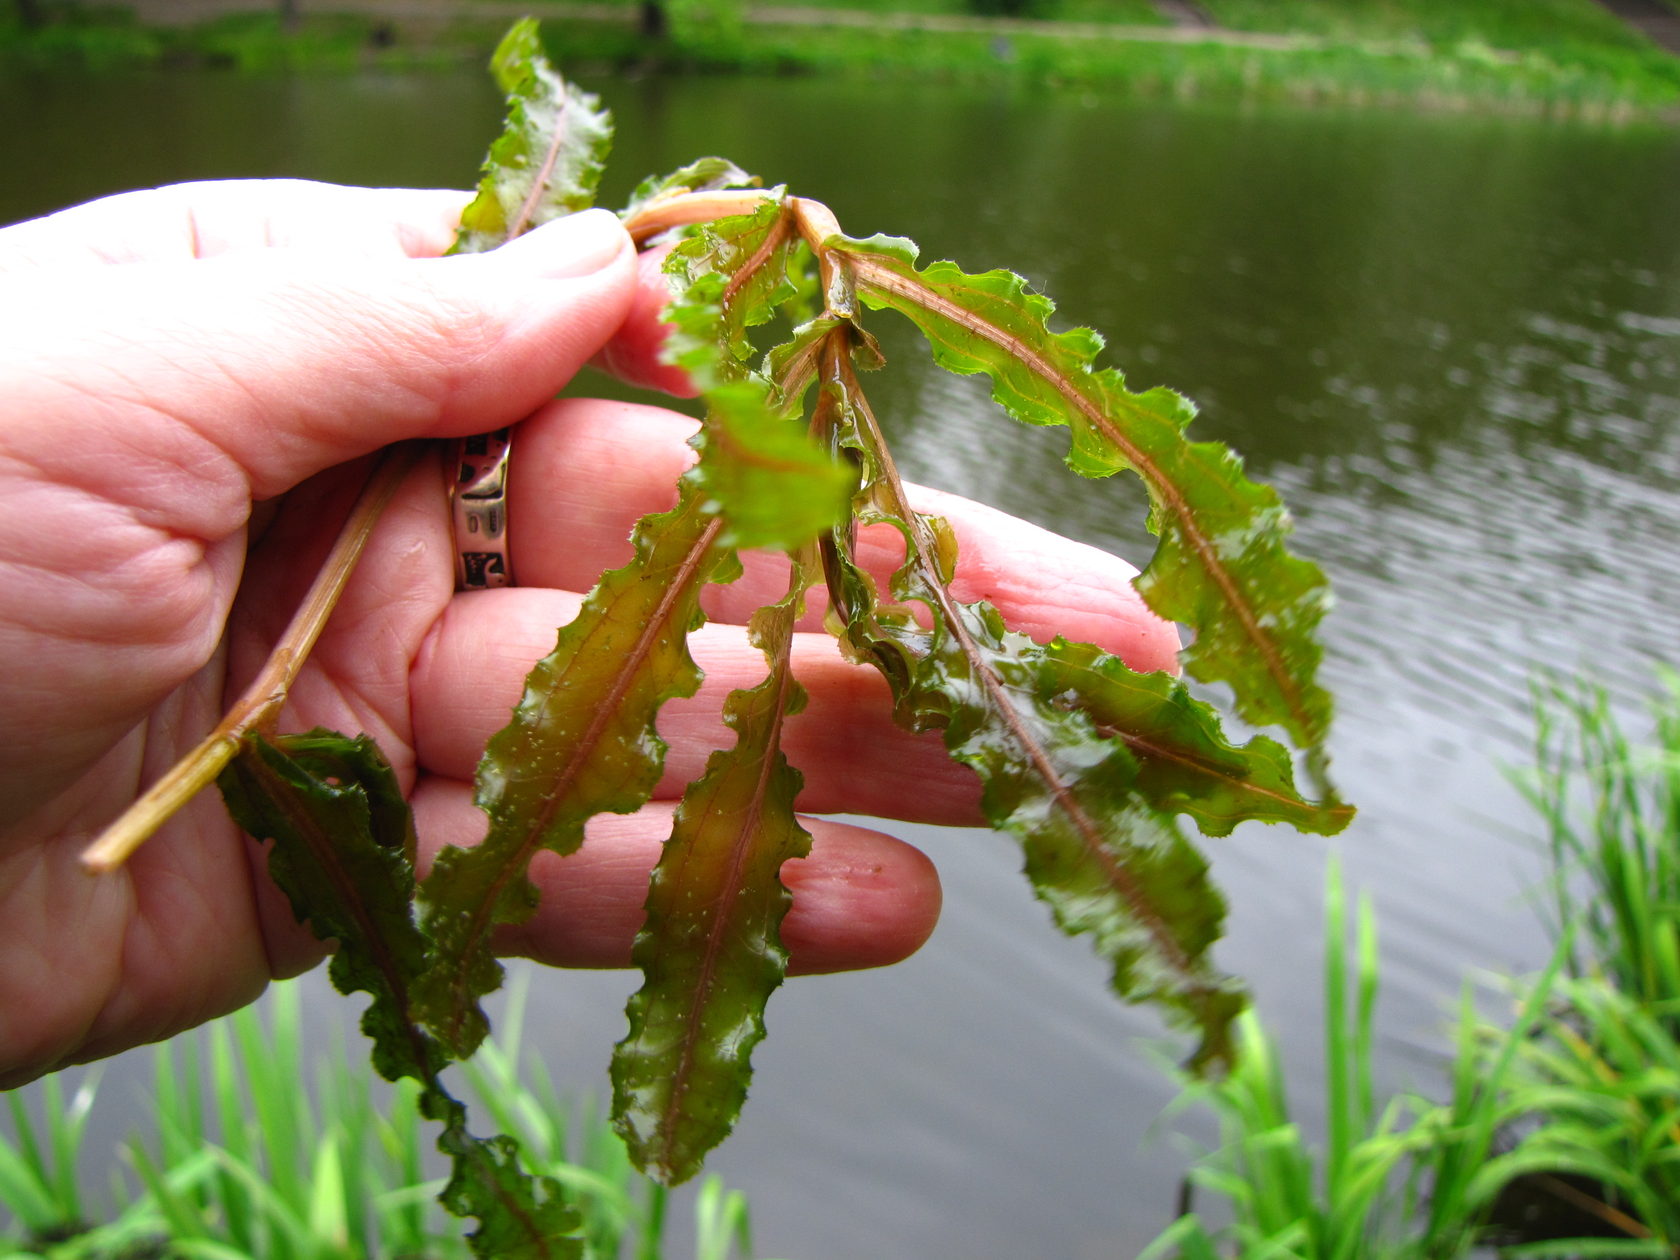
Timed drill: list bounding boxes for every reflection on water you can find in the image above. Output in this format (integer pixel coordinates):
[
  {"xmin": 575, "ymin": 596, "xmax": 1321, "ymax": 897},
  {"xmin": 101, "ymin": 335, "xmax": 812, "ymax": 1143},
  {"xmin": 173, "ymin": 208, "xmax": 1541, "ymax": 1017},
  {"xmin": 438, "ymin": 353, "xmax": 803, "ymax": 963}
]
[{"xmin": 4, "ymin": 68, "xmax": 1679, "ymax": 1259}]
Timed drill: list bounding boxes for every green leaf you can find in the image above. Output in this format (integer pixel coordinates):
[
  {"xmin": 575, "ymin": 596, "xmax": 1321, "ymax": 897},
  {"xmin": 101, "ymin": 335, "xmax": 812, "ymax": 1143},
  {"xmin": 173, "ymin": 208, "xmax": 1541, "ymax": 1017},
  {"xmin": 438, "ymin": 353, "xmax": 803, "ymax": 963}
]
[
  {"xmin": 1036, "ymin": 638, "xmax": 1354, "ymax": 838},
  {"xmin": 416, "ymin": 487, "xmax": 732, "ymax": 1057},
  {"xmin": 817, "ymin": 333, "xmax": 1245, "ymax": 1069},
  {"xmin": 217, "ymin": 730, "xmax": 441, "ymax": 1085},
  {"xmin": 895, "ymin": 594, "xmax": 1246, "ymax": 1070},
  {"xmin": 217, "ymin": 732, "xmax": 581, "ymax": 1257},
  {"xmin": 661, "ymin": 197, "xmax": 802, "ymax": 375},
  {"xmin": 831, "ymin": 238, "xmax": 1339, "ymax": 782},
  {"xmin": 453, "ymin": 18, "xmax": 613, "ymax": 255},
  {"xmin": 660, "ymin": 198, "xmax": 853, "ymax": 551},
  {"xmin": 688, "ymin": 381, "xmax": 857, "ymax": 552},
  {"xmin": 612, "ymin": 573, "xmax": 813, "ymax": 1185},
  {"xmin": 431, "ymin": 1110, "xmax": 579, "ymax": 1260}
]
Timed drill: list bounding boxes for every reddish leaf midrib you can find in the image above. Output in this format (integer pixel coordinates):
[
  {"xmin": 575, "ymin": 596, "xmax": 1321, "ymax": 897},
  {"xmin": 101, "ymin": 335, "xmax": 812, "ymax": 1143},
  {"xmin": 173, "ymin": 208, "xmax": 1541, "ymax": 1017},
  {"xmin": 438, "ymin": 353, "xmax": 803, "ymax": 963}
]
[
  {"xmin": 440, "ymin": 514, "xmax": 724, "ymax": 1047},
  {"xmin": 654, "ymin": 627, "xmax": 798, "ymax": 1174},
  {"xmin": 850, "ymin": 255, "xmax": 1315, "ymax": 747},
  {"xmin": 508, "ymin": 90, "xmax": 571, "ymax": 241},
  {"xmin": 245, "ymin": 747, "xmax": 440, "ymax": 1084},
  {"xmin": 831, "ymin": 338, "xmax": 1205, "ymax": 987}
]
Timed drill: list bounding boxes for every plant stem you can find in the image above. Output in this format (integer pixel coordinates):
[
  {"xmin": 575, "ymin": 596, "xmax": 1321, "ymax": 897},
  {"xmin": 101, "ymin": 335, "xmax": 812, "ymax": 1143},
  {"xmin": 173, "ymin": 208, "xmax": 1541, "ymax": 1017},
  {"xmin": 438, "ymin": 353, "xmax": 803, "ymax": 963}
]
[
  {"xmin": 622, "ymin": 191, "xmax": 854, "ymax": 314},
  {"xmin": 79, "ymin": 443, "xmax": 425, "ymax": 874},
  {"xmin": 789, "ymin": 198, "xmax": 853, "ymax": 315},
  {"xmin": 623, "ymin": 190, "xmax": 776, "ymax": 246},
  {"xmin": 1529, "ymin": 1172, "xmax": 1654, "ymax": 1240}
]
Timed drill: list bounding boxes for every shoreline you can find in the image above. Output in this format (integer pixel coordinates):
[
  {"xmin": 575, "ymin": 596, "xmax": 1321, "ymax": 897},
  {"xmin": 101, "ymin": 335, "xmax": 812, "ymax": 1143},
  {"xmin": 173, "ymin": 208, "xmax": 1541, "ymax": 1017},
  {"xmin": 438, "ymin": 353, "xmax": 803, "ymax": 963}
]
[{"xmin": 4, "ymin": 1, "xmax": 1678, "ymax": 122}]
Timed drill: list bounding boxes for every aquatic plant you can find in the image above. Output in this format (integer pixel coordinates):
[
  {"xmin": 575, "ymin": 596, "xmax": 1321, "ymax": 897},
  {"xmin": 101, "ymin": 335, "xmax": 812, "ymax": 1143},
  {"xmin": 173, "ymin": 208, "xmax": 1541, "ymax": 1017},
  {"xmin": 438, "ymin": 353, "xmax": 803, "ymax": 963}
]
[{"xmin": 80, "ymin": 19, "xmax": 1348, "ymax": 1252}]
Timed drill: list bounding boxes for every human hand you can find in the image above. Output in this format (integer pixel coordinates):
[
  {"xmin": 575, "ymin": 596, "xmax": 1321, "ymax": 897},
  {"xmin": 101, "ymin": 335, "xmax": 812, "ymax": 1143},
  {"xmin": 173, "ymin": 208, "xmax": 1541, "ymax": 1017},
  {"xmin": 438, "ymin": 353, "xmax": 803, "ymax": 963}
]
[{"xmin": 0, "ymin": 180, "xmax": 1179, "ymax": 1088}]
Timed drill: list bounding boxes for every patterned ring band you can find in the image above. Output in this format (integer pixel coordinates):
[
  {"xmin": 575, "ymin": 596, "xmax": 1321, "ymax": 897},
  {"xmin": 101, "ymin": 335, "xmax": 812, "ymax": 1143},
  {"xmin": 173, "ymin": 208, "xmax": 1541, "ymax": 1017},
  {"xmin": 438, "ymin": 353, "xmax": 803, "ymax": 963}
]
[{"xmin": 449, "ymin": 427, "xmax": 515, "ymax": 591}]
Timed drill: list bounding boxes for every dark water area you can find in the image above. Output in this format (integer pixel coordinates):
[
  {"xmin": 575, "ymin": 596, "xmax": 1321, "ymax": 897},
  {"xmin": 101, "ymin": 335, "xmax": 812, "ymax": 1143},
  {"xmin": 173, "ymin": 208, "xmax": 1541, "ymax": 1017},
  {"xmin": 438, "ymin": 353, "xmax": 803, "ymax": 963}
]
[{"xmin": 3, "ymin": 66, "xmax": 1679, "ymax": 1258}]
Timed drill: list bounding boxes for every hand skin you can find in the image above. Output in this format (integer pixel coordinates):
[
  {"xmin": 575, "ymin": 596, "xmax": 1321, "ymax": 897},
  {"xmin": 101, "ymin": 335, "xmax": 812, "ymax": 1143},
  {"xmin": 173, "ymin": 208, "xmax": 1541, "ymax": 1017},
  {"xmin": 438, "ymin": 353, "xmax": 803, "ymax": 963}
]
[{"xmin": 0, "ymin": 180, "xmax": 1180, "ymax": 1089}]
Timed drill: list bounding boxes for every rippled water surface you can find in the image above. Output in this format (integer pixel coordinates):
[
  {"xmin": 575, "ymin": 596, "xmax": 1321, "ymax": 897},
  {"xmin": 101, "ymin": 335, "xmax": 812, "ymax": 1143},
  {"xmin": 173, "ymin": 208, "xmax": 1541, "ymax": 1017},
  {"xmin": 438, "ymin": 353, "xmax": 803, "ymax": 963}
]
[{"xmin": 4, "ymin": 67, "xmax": 1679, "ymax": 1259}]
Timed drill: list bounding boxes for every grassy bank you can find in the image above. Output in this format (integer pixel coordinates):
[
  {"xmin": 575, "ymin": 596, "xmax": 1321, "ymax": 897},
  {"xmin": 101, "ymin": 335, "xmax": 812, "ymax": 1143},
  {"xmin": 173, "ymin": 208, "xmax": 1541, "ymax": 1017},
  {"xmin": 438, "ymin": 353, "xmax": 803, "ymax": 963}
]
[
  {"xmin": 1143, "ymin": 675, "xmax": 1680, "ymax": 1256},
  {"xmin": 674, "ymin": 21, "xmax": 1680, "ymax": 118},
  {"xmin": 3, "ymin": 0, "xmax": 1678, "ymax": 119},
  {"xmin": 1, "ymin": 977, "xmax": 767, "ymax": 1259},
  {"xmin": 0, "ymin": 6, "xmax": 466, "ymax": 72}
]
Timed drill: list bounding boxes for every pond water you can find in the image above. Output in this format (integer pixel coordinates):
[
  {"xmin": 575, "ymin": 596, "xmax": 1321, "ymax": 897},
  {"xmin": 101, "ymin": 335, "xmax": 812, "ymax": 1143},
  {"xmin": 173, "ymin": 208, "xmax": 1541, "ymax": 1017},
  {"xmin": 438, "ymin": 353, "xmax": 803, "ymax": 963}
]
[{"xmin": 4, "ymin": 65, "xmax": 1680, "ymax": 1259}]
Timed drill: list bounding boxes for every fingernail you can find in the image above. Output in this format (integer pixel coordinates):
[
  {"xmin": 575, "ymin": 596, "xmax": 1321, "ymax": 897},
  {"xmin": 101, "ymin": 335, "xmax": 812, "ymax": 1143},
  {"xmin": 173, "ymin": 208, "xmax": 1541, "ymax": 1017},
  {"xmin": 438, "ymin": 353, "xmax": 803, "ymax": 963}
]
[{"xmin": 491, "ymin": 208, "xmax": 629, "ymax": 278}]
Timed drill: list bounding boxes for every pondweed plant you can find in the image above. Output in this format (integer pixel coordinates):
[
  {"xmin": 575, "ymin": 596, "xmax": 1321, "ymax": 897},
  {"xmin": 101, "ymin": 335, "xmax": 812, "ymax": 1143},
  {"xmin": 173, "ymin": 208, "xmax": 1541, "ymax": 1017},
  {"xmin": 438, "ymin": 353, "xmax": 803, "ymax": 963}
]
[
  {"xmin": 0, "ymin": 976, "xmax": 766, "ymax": 1260},
  {"xmin": 1147, "ymin": 677, "xmax": 1680, "ymax": 1258},
  {"xmin": 73, "ymin": 17, "xmax": 1349, "ymax": 1253}
]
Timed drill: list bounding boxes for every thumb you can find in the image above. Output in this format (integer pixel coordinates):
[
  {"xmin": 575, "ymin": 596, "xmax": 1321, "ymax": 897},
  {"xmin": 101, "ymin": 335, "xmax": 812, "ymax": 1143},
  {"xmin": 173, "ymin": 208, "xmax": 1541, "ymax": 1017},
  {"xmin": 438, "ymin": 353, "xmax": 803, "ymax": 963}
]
[{"xmin": 0, "ymin": 208, "xmax": 635, "ymax": 506}]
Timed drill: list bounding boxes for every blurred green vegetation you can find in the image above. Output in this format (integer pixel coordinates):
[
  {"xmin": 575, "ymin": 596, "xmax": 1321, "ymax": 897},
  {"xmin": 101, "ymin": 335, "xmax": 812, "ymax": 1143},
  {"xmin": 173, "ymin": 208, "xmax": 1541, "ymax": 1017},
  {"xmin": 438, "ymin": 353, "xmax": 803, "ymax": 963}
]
[
  {"xmin": 1199, "ymin": 0, "xmax": 1654, "ymax": 48},
  {"xmin": 1, "ymin": 977, "xmax": 770, "ymax": 1259},
  {"xmin": 0, "ymin": 5, "xmax": 466, "ymax": 71},
  {"xmin": 1142, "ymin": 676, "xmax": 1680, "ymax": 1256},
  {"xmin": 2, "ymin": 0, "xmax": 1677, "ymax": 117}
]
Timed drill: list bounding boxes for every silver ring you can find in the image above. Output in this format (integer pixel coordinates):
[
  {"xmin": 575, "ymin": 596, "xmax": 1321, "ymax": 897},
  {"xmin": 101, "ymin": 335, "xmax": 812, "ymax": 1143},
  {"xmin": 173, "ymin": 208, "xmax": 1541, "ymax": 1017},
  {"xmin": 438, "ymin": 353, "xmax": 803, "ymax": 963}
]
[{"xmin": 449, "ymin": 427, "xmax": 515, "ymax": 590}]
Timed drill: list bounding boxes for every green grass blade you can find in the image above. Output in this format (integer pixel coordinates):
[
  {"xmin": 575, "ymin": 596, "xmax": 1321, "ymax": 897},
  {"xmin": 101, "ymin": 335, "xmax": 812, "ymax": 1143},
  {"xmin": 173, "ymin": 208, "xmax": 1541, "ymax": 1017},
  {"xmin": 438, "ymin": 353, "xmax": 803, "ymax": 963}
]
[
  {"xmin": 1500, "ymin": 1241, "xmax": 1673, "ymax": 1258},
  {"xmin": 232, "ymin": 995, "xmax": 309, "ymax": 1225},
  {"xmin": 207, "ymin": 1020, "xmax": 257, "ymax": 1254},
  {"xmin": 126, "ymin": 1142, "xmax": 219, "ymax": 1243},
  {"xmin": 1429, "ymin": 937, "xmax": 1573, "ymax": 1239},
  {"xmin": 378, "ymin": 1076, "xmax": 430, "ymax": 1250},
  {"xmin": 42, "ymin": 1073, "xmax": 95, "ymax": 1225},
  {"xmin": 195, "ymin": 1144, "xmax": 316, "ymax": 1259},
  {"xmin": 1354, "ymin": 892, "xmax": 1379, "ymax": 1145},
  {"xmin": 305, "ymin": 1130, "xmax": 351, "ymax": 1255},
  {"xmin": 0, "ymin": 1133, "xmax": 61, "ymax": 1234},
  {"xmin": 637, "ymin": 1180, "xmax": 667, "ymax": 1260},
  {"xmin": 693, "ymin": 1175, "xmax": 753, "ymax": 1260},
  {"xmin": 1137, "ymin": 1212, "xmax": 1223, "ymax": 1260},
  {"xmin": 2, "ymin": 1090, "xmax": 50, "ymax": 1210},
  {"xmin": 170, "ymin": 1242, "xmax": 272, "ymax": 1260},
  {"xmin": 1324, "ymin": 858, "xmax": 1352, "ymax": 1200}
]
